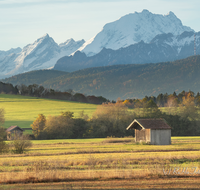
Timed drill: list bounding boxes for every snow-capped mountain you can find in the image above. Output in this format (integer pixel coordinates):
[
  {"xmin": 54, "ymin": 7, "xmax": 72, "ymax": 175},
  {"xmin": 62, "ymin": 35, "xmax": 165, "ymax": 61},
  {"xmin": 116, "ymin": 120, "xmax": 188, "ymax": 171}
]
[
  {"xmin": 54, "ymin": 31, "xmax": 200, "ymax": 72},
  {"xmin": 77, "ymin": 10, "xmax": 194, "ymax": 56},
  {"xmin": 0, "ymin": 34, "xmax": 85, "ymax": 79},
  {"xmin": 59, "ymin": 38, "xmax": 85, "ymax": 54},
  {"xmin": 0, "ymin": 47, "xmax": 22, "ymax": 61},
  {"xmin": 0, "ymin": 10, "xmax": 196, "ymax": 79}
]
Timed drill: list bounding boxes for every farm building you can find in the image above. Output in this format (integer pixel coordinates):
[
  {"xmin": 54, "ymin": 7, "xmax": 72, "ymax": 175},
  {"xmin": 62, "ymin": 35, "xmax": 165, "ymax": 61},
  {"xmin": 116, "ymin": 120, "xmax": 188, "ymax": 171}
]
[
  {"xmin": 6, "ymin": 126, "xmax": 24, "ymax": 140},
  {"xmin": 126, "ymin": 118, "xmax": 171, "ymax": 145}
]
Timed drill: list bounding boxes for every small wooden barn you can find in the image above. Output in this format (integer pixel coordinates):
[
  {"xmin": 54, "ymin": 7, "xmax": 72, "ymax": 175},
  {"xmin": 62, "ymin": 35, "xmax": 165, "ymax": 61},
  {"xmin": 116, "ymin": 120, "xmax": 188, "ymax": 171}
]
[
  {"xmin": 126, "ymin": 118, "xmax": 171, "ymax": 145},
  {"xmin": 6, "ymin": 126, "xmax": 24, "ymax": 140}
]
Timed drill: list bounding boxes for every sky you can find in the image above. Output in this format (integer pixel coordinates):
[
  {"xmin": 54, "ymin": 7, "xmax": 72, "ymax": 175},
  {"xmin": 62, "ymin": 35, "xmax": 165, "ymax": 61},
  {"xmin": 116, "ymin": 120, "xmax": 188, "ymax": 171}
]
[{"xmin": 0, "ymin": 0, "xmax": 200, "ymax": 51}]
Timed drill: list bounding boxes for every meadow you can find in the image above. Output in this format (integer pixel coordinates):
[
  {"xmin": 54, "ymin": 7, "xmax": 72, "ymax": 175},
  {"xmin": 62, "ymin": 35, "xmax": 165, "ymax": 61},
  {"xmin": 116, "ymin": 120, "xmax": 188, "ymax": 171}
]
[
  {"xmin": 0, "ymin": 94, "xmax": 97, "ymax": 130},
  {"xmin": 1, "ymin": 94, "xmax": 200, "ymax": 189},
  {"xmin": 0, "ymin": 137, "xmax": 200, "ymax": 189}
]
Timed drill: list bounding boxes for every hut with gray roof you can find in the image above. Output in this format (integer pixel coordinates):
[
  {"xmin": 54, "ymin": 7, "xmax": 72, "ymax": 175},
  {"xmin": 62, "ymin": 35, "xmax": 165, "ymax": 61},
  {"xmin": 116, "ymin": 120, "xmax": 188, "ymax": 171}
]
[
  {"xmin": 6, "ymin": 126, "xmax": 24, "ymax": 140},
  {"xmin": 126, "ymin": 118, "xmax": 171, "ymax": 145}
]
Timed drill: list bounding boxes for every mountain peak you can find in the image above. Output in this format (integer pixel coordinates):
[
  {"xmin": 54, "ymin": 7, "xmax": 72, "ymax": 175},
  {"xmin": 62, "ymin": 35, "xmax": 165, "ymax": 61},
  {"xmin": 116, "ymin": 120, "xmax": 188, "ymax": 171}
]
[
  {"xmin": 42, "ymin": 33, "xmax": 49, "ymax": 38},
  {"xmin": 59, "ymin": 38, "xmax": 75, "ymax": 47},
  {"xmin": 141, "ymin": 9, "xmax": 150, "ymax": 14},
  {"xmin": 31, "ymin": 33, "xmax": 52, "ymax": 46},
  {"xmin": 77, "ymin": 10, "xmax": 194, "ymax": 56},
  {"xmin": 166, "ymin": 11, "xmax": 176, "ymax": 17}
]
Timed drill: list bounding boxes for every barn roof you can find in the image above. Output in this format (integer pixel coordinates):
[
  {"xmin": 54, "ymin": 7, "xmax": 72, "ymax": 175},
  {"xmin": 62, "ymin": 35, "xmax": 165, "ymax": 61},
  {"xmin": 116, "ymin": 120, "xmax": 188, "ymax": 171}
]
[
  {"xmin": 126, "ymin": 118, "xmax": 171, "ymax": 130},
  {"xmin": 6, "ymin": 126, "xmax": 24, "ymax": 132}
]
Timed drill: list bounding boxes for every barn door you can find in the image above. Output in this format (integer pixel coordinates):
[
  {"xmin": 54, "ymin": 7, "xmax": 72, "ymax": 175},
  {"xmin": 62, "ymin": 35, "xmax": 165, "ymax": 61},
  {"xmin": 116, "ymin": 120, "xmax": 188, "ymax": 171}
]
[{"xmin": 135, "ymin": 129, "xmax": 146, "ymax": 142}]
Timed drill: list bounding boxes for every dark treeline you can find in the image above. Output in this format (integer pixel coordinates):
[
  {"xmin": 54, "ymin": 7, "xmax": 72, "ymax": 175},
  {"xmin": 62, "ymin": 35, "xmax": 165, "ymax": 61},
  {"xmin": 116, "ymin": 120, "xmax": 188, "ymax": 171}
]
[
  {"xmin": 2, "ymin": 80, "xmax": 200, "ymax": 107},
  {"xmin": 0, "ymin": 82, "xmax": 108, "ymax": 104},
  {"xmin": 0, "ymin": 82, "xmax": 18, "ymax": 94},
  {"xmin": 17, "ymin": 84, "xmax": 108, "ymax": 104},
  {"xmin": 122, "ymin": 90, "xmax": 200, "ymax": 108}
]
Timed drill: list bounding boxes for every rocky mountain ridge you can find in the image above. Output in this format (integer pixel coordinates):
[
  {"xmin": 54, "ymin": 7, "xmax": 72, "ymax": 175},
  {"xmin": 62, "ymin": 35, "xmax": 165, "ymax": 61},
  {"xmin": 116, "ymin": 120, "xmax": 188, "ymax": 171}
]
[
  {"xmin": 54, "ymin": 31, "xmax": 200, "ymax": 72},
  {"xmin": 0, "ymin": 34, "xmax": 85, "ymax": 79},
  {"xmin": 77, "ymin": 10, "xmax": 194, "ymax": 56}
]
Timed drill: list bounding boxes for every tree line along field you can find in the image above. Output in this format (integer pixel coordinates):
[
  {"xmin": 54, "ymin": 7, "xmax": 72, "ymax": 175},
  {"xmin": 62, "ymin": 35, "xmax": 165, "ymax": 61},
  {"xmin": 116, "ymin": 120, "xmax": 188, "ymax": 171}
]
[
  {"xmin": 2, "ymin": 93, "xmax": 200, "ymax": 138},
  {"xmin": 0, "ymin": 94, "xmax": 97, "ymax": 130},
  {"xmin": 0, "ymin": 94, "xmax": 189, "ymax": 129},
  {"xmin": 0, "ymin": 137, "xmax": 200, "ymax": 189}
]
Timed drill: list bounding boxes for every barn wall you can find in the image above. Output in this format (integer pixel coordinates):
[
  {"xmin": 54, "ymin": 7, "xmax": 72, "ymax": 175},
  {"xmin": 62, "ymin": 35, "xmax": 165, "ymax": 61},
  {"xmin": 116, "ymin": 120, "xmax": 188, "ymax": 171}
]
[
  {"xmin": 135, "ymin": 129, "xmax": 150, "ymax": 143},
  {"xmin": 151, "ymin": 129, "xmax": 171, "ymax": 145},
  {"xmin": 145, "ymin": 129, "xmax": 151, "ymax": 142},
  {"xmin": 6, "ymin": 129, "xmax": 23, "ymax": 140}
]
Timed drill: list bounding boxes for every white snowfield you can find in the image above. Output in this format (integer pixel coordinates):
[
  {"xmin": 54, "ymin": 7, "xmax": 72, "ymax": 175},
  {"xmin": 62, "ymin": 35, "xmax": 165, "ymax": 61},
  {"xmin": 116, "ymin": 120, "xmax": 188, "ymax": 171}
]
[{"xmin": 0, "ymin": 9, "xmax": 195, "ymax": 79}]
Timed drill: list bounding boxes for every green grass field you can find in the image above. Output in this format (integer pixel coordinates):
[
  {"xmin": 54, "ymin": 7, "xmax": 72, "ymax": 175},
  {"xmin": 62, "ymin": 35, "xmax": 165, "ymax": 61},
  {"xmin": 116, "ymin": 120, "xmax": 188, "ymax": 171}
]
[{"xmin": 0, "ymin": 94, "xmax": 97, "ymax": 129}]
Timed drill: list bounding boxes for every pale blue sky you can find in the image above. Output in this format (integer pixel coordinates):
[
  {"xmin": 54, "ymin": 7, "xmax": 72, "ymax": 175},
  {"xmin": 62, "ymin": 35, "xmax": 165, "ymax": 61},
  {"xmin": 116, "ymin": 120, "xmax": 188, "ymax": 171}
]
[{"xmin": 0, "ymin": 0, "xmax": 200, "ymax": 50}]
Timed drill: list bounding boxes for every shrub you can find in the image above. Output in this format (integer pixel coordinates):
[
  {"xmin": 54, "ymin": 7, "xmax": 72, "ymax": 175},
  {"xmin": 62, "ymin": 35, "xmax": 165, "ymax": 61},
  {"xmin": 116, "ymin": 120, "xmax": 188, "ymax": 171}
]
[
  {"xmin": 11, "ymin": 136, "xmax": 32, "ymax": 154},
  {"xmin": 0, "ymin": 140, "xmax": 8, "ymax": 154}
]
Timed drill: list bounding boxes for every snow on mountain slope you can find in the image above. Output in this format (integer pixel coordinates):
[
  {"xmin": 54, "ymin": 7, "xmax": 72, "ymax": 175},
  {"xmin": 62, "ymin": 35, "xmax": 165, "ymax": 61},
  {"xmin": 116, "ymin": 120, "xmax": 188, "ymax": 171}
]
[
  {"xmin": 54, "ymin": 31, "xmax": 200, "ymax": 73},
  {"xmin": 0, "ymin": 34, "xmax": 85, "ymax": 79},
  {"xmin": 77, "ymin": 10, "xmax": 194, "ymax": 56},
  {"xmin": 0, "ymin": 47, "xmax": 22, "ymax": 61},
  {"xmin": 59, "ymin": 38, "xmax": 85, "ymax": 59}
]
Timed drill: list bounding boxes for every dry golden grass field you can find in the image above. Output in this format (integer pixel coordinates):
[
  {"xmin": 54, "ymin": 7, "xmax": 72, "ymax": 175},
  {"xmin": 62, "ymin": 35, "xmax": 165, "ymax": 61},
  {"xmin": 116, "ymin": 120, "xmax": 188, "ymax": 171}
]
[{"xmin": 1, "ymin": 137, "xmax": 200, "ymax": 189}]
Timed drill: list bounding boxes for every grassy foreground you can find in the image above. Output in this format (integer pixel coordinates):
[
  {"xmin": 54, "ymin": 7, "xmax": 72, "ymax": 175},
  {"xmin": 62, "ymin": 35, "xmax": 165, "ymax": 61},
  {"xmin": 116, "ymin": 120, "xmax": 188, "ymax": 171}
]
[
  {"xmin": 0, "ymin": 94, "xmax": 97, "ymax": 129},
  {"xmin": 1, "ymin": 137, "xmax": 200, "ymax": 189}
]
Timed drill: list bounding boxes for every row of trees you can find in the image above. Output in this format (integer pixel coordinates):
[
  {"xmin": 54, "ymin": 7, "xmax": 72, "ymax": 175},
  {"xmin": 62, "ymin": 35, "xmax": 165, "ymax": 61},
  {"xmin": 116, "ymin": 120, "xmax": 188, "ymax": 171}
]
[
  {"xmin": 0, "ymin": 82, "xmax": 18, "ymax": 94},
  {"xmin": 31, "ymin": 103, "xmax": 136, "ymax": 140},
  {"xmin": 17, "ymin": 84, "xmax": 108, "ymax": 104},
  {"xmin": 31, "ymin": 96, "xmax": 200, "ymax": 139},
  {"xmin": 122, "ymin": 91, "xmax": 200, "ymax": 108},
  {"xmin": 0, "ymin": 82, "xmax": 109, "ymax": 104},
  {"xmin": 2, "ymin": 80, "xmax": 200, "ymax": 107}
]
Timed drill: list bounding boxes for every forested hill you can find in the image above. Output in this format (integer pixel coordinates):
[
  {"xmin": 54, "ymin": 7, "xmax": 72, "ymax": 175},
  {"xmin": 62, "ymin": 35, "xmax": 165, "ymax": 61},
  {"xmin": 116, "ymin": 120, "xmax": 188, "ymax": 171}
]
[{"xmin": 2, "ymin": 55, "xmax": 200, "ymax": 100}]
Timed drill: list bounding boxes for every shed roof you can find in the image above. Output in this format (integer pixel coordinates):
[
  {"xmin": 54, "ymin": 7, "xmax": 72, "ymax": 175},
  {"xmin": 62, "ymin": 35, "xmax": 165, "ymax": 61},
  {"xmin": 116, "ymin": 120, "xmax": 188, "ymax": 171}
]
[
  {"xmin": 6, "ymin": 126, "xmax": 24, "ymax": 132},
  {"xmin": 126, "ymin": 118, "xmax": 171, "ymax": 130}
]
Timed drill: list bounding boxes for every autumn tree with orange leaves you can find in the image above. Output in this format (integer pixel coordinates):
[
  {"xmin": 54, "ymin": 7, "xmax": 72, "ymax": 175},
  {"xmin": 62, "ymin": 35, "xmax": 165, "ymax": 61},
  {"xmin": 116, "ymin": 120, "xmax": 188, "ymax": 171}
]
[{"xmin": 31, "ymin": 114, "xmax": 46, "ymax": 138}]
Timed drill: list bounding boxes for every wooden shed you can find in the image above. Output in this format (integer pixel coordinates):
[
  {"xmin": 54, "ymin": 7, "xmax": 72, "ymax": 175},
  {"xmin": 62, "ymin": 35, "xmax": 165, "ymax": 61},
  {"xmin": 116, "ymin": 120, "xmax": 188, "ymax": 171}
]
[
  {"xmin": 6, "ymin": 126, "xmax": 24, "ymax": 140},
  {"xmin": 126, "ymin": 118, "xmax": 171, "ymax": 145}
]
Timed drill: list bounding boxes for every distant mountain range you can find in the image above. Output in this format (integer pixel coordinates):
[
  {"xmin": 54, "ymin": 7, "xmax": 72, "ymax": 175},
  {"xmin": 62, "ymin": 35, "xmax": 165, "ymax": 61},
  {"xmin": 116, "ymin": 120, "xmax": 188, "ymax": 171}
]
[
  {"xmin": 3, "ymin": 55, "xmax": 200, "ymax": 100},
  {"xmin": 0, "ymin": 10, "xmax": 197, "ymax": 79},
  {"xmin": 0, "ymin": 35, "xmax": 85, "ymax": 79},
  {"xmin": 54, "ymin": 31, "xmax": 200, "ymax": 72}
]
